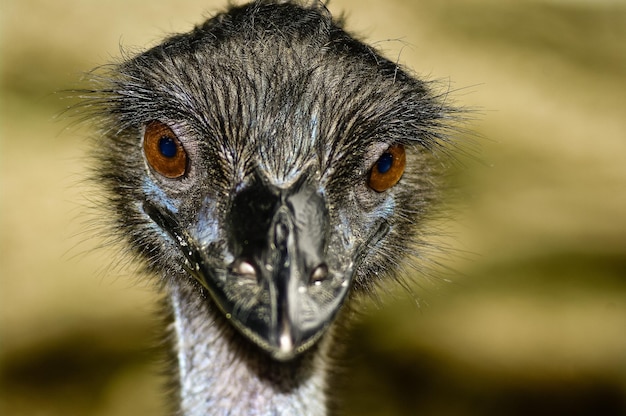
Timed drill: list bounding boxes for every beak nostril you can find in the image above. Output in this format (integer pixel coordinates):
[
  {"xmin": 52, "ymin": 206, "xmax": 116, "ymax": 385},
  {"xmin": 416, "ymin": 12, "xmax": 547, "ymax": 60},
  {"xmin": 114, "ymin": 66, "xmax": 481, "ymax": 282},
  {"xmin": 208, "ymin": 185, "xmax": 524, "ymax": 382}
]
[
  {"xmin": 231, "ymin": 258, "xmax": 258, "ymax": 281},
  {"xmin": 310, "ymin": 263, "xmax": 329, "ymax": 285}
]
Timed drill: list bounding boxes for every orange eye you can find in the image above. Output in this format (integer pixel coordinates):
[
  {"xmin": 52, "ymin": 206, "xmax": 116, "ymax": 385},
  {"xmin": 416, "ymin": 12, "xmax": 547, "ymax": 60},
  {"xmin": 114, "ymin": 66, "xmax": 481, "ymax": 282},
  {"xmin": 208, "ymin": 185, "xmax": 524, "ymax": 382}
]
[
  {"xmin": 143, "ymin": 121, "xmax": 187, "ymax": 178},
  {"xmin": 368, "ymin": 144, "xmax": 406, "ymax": 192}
]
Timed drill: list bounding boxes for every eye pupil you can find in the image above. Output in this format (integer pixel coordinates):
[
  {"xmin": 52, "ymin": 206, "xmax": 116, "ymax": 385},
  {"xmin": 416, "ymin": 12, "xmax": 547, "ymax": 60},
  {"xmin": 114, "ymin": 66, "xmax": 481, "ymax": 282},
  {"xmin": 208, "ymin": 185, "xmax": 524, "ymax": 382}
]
[
  {"xmin": 376, "ymin": 153, "xmax": 393, "ymax": 174},
  {"xmin": 158, "ymin": 136, "xmax": 178, "ymax": 158}
]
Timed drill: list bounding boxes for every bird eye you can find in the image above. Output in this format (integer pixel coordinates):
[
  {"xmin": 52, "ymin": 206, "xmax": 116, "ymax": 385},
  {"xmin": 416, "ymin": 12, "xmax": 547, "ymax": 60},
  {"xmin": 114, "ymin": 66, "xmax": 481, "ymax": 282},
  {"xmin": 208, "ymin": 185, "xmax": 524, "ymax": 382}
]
[
  {"xmin": 368, "ymin": 144, "xmax": 406, "ymax": 192},
  {"xmin": 143, "ymin": 121, "xmax": 188, "ymax": 179}
]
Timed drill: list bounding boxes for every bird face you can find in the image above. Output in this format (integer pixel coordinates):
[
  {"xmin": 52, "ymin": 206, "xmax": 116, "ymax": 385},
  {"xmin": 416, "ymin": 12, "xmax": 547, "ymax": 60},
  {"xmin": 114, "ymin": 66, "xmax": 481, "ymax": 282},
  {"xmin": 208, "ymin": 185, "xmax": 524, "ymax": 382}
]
[
  {"xmin": 92, "ymin": 2, "xmax": 447, "ymax": 361},
  {"xmin": 139, "ymin": 118, "xmax": 405, "ymax": 360}
]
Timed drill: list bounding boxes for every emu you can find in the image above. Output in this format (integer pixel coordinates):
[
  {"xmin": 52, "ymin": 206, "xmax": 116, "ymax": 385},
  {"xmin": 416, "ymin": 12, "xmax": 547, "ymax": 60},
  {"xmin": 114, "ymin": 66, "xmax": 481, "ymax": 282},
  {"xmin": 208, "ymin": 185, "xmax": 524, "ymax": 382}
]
[{"xmin": 84, "ymin": 1, "xmax": 456, "ymax": 414}]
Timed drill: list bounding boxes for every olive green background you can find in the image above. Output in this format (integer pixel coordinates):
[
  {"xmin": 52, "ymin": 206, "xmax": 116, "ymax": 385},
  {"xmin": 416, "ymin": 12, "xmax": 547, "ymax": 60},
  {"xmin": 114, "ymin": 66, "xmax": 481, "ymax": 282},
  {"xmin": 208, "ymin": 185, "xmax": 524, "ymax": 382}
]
[{"xmin": 2, "ymin": 0, "xmax": 625, "ymax": 414}]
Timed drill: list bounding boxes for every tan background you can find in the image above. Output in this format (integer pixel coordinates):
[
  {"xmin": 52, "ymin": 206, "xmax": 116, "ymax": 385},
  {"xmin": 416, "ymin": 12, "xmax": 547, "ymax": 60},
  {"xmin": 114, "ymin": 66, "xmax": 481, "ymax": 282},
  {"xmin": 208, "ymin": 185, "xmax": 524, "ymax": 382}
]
[{"xmin": 2, "ymin": 0, "xmax": 625, "ymax": 414}]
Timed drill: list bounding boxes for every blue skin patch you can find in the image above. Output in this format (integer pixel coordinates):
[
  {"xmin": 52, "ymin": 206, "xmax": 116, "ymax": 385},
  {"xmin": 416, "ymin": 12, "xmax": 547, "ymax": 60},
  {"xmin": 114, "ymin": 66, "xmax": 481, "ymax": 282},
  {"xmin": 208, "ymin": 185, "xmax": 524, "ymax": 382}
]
[
  {"xmin": 195, "ymin": 198, "xmax": 220, "ymax": 248},
  {"xmin": 377, "ymin": 152, "xmax": 393, "ymax": 173},
  {"xmin": 380, "ymin": 194, "xmax": 396, "ymax": 217},
  {"xmin": 142, "ymin": 178, "xmax": 179, "ymax": 215},
  {"xmin": 159, "ymin": 136, "xmax": 178, "ymax": 158}
]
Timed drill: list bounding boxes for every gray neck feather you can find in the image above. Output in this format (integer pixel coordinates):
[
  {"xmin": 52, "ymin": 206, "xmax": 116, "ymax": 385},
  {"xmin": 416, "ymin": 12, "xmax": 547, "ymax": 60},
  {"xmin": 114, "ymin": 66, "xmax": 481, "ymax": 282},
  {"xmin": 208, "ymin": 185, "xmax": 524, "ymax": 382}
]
[{"xmin": 169, "ymin": 283, "xmax": 331, "ymax": 415}]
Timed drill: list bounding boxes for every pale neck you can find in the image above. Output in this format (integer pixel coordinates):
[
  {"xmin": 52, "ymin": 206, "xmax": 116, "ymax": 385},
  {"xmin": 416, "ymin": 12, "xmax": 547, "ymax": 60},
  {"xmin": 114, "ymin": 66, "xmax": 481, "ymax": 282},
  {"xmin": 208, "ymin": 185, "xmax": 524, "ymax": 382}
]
[{"xmin": 168, "ymin": 283, "xmax": 331, "ymax": 416}]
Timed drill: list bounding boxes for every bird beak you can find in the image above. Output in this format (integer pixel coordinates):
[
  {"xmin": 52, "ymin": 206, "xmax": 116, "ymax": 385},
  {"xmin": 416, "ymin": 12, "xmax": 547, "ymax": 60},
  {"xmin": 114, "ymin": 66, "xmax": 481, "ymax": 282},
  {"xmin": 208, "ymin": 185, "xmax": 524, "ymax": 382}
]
[
  {"xmin": 142, "ymin": 174, "xmax": 388, "ymax": 360},
  {"xmin": 212, "ymin": 179, "xmax": 350, "ymax": 360}
]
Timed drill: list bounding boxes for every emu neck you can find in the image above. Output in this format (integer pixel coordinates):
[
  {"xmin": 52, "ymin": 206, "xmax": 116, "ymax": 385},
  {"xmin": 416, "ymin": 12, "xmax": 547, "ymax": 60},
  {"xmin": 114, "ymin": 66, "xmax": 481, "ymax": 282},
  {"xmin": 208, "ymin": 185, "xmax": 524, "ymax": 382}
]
[{"xmin": 169, "ymin": 284, "xmax": 331, "ymax": 416}]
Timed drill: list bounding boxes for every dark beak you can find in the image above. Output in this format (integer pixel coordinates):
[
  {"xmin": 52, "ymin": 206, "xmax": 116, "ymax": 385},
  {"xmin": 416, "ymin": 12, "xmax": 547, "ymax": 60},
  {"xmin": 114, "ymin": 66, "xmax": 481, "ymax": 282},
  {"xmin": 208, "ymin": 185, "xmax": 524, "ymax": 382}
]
[
  {"xmin": 204, "ymin": 177, "xmax": 352, "ymax": 360},
  {"xmin": 142, "ymin": 173, "xmax": 387, "ymax": 360}
]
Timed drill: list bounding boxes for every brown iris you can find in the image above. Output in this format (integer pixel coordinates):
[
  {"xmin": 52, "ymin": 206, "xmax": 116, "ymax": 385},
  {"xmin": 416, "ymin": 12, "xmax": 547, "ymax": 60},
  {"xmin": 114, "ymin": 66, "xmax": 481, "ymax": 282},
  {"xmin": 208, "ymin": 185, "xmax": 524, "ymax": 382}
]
[
  {"xmin": 368, "ymin": 144, "xmax": 406, "ymax": 192},
  {"xmin": 143, "ymin": 121, "xmax": 187, "ymax": 178}
]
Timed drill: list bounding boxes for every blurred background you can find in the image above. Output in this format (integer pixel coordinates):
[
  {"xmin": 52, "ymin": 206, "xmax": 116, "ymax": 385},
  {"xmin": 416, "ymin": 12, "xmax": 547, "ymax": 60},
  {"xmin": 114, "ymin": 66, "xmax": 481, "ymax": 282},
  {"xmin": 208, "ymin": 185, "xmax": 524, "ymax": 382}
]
[{"xmin": 1, "ymin": 0, "xmax": 625, "ymax": 414}]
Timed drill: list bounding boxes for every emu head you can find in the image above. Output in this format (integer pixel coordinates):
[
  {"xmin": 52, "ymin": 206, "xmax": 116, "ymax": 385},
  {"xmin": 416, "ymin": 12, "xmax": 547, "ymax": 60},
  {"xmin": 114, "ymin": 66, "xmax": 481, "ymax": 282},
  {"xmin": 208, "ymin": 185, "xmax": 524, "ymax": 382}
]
[{"xmin": 91, "ymin": 1, "xmax": 450, "ymax": 361}]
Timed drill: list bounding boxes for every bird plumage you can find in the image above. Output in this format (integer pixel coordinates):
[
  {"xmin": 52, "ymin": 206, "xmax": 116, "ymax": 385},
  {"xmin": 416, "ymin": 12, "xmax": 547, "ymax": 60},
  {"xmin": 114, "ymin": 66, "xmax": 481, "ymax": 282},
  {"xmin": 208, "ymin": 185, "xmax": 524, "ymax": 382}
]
[{"xmin": 82, "ymin": 1, "xmax": 456, "ymax": 414}]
